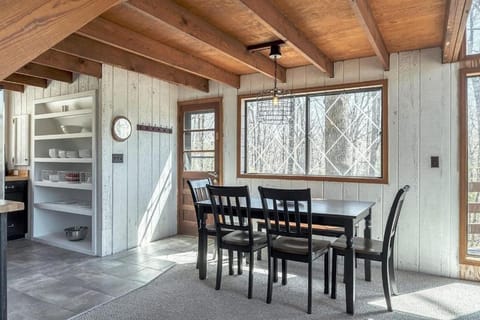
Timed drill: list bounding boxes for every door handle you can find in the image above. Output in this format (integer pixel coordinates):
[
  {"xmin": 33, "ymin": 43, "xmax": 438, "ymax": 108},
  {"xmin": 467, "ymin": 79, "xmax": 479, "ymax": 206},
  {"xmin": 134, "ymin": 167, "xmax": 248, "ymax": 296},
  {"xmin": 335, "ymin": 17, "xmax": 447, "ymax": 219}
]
[{"xmin": 7, "ymin": 224, "xmax": 14, "ymax": 228}]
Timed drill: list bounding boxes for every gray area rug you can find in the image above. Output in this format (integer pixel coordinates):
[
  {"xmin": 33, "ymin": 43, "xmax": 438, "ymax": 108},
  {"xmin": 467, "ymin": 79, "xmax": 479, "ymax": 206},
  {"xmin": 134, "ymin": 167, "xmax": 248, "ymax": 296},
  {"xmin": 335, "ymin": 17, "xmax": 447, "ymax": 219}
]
[{"xmin": 71, "ymin": 257, "xmax": 480, "ymax": 320}]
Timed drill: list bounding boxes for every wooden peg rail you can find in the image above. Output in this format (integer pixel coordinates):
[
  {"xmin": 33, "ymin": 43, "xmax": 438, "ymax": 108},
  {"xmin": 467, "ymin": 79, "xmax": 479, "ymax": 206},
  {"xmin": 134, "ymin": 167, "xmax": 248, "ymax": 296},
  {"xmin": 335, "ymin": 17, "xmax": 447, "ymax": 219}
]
[{"xmin": 137, "ymin": 124, "xmax": 173, "ymax": 134}]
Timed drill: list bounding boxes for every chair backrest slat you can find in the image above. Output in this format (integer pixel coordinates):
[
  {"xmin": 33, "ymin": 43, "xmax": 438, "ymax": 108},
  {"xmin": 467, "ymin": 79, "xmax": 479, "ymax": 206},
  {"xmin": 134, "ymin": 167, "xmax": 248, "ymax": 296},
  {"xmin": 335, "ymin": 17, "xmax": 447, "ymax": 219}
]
[
  {"xmin": 207, "ymin": 185, "xmax": 253, "ymax": 240},
  {"xmin": 187, "ymin": 178, "xmax": 213, "ymax": 226},
  {"xmin": 258, "ymin": 186, "xmax": 312, "ymax": 243},
  {"xmin": 382, "ymin": 185, "xmax": 410, "ymax": 256}
]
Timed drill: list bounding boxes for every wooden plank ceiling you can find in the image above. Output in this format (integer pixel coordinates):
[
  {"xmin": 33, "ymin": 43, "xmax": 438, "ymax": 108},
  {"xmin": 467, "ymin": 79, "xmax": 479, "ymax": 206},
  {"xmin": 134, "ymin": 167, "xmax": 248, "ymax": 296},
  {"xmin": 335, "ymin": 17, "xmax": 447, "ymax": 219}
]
[{"xmin": 0, "ymin": 0, "xmax": 467, "ymax": 93}]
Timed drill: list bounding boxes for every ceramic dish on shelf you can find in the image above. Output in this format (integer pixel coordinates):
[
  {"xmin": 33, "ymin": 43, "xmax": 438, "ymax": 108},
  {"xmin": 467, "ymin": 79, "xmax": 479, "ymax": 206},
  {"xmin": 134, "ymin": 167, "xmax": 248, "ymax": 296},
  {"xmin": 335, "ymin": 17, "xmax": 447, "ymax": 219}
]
[
  {"xmin": 78, "ymin": 149, "xmax": 91, "ymax": 158},
  {"xmin": 60, "ymin": 125, "xmax": 82, "ymax": 134},
  {"xmin": 66, "ymin": 151, "xmax": 78, "ymax": 158},
  {"xmin": 48, "ymin": 148, "xmax": 58, "ymax": 158},
  {"xmin": 58, "ymin": 150, "xmax": 66, "ymax": 158}
]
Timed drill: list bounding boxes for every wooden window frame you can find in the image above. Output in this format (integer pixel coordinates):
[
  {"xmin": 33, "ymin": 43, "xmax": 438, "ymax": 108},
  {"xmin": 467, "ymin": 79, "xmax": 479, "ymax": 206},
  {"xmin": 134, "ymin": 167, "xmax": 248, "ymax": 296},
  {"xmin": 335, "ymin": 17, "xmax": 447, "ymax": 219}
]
[
  {"xmin": 236, "ymin": 79, "xmax": 389, "ymax": 184},
  {"xmin": 460, "ymin": 67, "xmax": 480, "ymax": 266}
]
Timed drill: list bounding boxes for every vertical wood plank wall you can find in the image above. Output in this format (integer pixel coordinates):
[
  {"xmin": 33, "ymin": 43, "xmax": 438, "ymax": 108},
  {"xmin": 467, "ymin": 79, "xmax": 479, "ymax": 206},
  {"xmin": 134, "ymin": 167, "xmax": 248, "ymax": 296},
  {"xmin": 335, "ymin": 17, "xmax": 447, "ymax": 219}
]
[
  {"xmin": 5, "ymin": 66, "xmax": 178, "ymax": 256},
  {"xmin": 178, "ymin": 48, "xmax": 460, "ymax": 278},
  {"xmin": 100, "ymin": 65, "xmax": 178, "ymax": 256},
  {"xmin": 5, "ymin": 74, "xmax": 99, "ymax": 242}
]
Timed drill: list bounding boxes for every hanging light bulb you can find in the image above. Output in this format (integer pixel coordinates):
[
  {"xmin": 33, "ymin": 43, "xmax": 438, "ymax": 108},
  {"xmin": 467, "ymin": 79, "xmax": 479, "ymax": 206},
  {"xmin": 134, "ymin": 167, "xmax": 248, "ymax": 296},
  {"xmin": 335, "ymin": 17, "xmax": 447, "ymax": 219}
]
[{"xmin": 272, "ymin": 94, "xmax": 279, "ymax": 106}]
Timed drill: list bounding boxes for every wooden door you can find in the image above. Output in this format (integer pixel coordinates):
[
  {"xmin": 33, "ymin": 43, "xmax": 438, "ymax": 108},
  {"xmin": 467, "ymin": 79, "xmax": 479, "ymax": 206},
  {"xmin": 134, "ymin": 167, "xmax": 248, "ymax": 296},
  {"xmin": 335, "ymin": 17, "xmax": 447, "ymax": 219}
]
[{"xmin": 177, "ymin": 98, "xmax": 223, "ymax": 235}]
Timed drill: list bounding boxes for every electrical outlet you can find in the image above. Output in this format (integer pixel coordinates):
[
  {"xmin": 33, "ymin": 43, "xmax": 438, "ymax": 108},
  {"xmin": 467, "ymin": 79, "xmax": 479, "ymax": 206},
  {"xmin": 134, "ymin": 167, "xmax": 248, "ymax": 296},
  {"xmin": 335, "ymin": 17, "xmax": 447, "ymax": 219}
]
[
  {"xmin": 430, "ymin": 156, "xmax": 439, "ymax": 168},
  {"xmin": 112, "ymin": 153, "xmax": 124, "ymax": 163}
]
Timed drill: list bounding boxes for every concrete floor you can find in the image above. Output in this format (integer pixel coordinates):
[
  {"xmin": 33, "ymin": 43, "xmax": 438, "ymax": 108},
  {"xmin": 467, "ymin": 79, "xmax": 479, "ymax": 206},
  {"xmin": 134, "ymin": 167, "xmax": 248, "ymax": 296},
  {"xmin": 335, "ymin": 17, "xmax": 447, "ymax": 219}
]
[{"xmin": 6, "ymin": 235, "xmax": 199, "ymax": 320}]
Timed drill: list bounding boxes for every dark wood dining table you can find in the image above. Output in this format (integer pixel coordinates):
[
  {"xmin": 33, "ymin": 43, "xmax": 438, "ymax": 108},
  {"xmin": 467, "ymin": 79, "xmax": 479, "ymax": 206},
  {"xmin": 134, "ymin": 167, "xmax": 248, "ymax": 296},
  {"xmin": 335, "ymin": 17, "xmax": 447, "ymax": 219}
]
[{"xmin": 195, "ymin": 197, "xmax": 375, "ymax": 315}]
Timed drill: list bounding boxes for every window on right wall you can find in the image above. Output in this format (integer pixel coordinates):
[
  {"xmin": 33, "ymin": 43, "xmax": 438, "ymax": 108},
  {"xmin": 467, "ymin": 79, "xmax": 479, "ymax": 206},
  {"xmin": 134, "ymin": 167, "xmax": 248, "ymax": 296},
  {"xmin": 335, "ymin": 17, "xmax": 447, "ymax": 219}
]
[{"xmin": 466, "ymin": 0, "xmax": 480, "ymax": 57}]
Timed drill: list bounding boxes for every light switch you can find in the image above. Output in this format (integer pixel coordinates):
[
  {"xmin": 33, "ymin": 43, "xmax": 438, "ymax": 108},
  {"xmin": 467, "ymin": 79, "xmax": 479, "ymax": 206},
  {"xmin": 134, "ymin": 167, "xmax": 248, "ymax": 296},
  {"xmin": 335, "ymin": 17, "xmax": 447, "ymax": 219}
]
[
  {"xmin": 112, "ymin": 153, "xmax": 124, "ymax": 163},
  {"xmin": 431, "ymin": 156, "xmax": 439, "ymax": 168}
]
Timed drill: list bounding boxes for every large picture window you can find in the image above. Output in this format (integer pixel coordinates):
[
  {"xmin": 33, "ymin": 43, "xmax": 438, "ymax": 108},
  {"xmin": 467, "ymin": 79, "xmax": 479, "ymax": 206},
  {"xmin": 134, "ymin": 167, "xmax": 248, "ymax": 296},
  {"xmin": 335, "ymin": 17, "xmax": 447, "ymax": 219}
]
[
  {"xmin": 466, "ymin": 0, "xmax": 480, "ymax": 56},
  {"xmin": 238, "ymin": 80, "xmax": 388, "ymax": 183}
]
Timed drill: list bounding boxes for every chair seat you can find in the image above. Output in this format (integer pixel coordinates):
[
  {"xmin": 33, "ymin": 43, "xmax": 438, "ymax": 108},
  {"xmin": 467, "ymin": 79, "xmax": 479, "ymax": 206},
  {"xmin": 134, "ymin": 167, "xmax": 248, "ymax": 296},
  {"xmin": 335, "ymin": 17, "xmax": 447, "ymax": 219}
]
[
  {"xmin": 331, "ymin": 235, "xmax": 383, "ymax": 256},
  {"xmin": 272, "ymin": 237, "xmax": 330, "ymax": 255},
  {"xmin": 257, "ymin": 220, "xmax": 344, "ymax": 237},
  {"xmin": 223, "ymin": 230, "xmax": 267, "ymax": 246}
]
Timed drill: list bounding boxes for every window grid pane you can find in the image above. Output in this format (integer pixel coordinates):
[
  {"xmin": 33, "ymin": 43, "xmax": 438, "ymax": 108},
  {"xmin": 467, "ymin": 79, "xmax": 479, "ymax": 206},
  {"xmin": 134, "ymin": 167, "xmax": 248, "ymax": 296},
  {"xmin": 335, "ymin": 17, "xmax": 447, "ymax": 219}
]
[
  {"xmin": 242, "ymin": 86, "xmax": 383, "ymax": 179},
  {"xmin": 466, "ymin": 0, "xmax": 480, "ymax": 55}
]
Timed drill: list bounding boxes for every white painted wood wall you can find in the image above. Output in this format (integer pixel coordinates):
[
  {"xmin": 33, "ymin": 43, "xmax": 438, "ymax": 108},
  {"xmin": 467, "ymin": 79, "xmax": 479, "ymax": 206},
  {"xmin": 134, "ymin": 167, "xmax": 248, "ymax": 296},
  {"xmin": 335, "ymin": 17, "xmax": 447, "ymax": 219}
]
[
  {"xmin": 5, "ymin": 74, "xmax": 100, "ymax": 243},
  {"xmin": 100, "ymin": 65, "xmax": 178, "ymax": 256},
  {"xmin": 5, "ymin": 66, "xmax": 178, "ymax": 256},
  {"xmin": 179, "ymin": 48, "xmax": 460, "ymax": 278}
]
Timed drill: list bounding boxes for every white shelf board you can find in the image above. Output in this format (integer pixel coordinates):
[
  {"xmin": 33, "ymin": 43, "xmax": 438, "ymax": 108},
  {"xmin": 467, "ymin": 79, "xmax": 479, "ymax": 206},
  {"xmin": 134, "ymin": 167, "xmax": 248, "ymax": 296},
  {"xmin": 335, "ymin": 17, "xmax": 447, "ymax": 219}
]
[
  {"xmin": 34, "ymin": 132, "xmax": 92, "ymax": 140},
  {"xmin": 34, "ymin": 202, "xmax": 92, "ymax": 216},
  {"xmin": 34, "ymin": 181, "xmax": 93, "ymax": 190},
  {"xmin": 34, "ymin": 157, "xmax": 92, "ymax": 163},
  {"xmin": 34, "ymin": 109, "xmax": 92, "ymax": 120},
  {"xmin": 33, "ymin": 232, "xmax": 93, "ymax": 255}
]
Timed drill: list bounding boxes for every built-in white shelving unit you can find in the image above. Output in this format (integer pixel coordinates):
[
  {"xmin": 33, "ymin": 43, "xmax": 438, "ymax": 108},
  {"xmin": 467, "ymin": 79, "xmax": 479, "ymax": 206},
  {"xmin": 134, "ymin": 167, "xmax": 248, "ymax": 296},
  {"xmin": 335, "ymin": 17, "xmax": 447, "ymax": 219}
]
[{"xmin": 32, "ymin": 90, "xmax": 97, "ymax": 256}]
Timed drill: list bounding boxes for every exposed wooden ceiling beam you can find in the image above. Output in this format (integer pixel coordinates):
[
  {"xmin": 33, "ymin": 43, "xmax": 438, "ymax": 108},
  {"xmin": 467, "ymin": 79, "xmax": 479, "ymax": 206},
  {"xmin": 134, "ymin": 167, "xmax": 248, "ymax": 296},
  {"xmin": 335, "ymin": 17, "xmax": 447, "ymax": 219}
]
[
  {"xmin": 54, "ymin": 34, "xmax": 209, "ymax": 92},
  {"xmin": 0, "ymin": 81, "xmax": 24, "ymax": 93},
  {"xmin": 4, "ymin": 74, "xmax": 48, "ymax": 88},
  {"xmin": 17, "ymin": 63, "xmax": 73, "ymax": 83},
  {"xmin": 238, "ymin": 0, "xmax": 334, "ymax": 77},
  {"xmin": 126, "ymin": 0, "xmax": 286, "ymax": 82},
  {"xmin": 443, "ymin": 0, "xmax": 473, "ymax": 63},
  {"xmin": 350, "ymin": 0, "xmax": 389, "ymax": 70},
  {"xmin": 78, "ymin": 17, "xmax": 240, "ymax": 88},
  {"xmin": 33, "ymin": 50, "xmax": 102, "ymax": 78},
  {"xmin": 0, "ymin": 0, "xmax": 121, "ymax": 80}
]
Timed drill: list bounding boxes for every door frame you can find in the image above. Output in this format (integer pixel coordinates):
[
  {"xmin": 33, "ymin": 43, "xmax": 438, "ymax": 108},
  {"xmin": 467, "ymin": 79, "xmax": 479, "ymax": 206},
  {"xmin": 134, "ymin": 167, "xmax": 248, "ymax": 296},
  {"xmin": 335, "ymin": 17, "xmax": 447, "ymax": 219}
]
[{"xmin": 177, "ymin": 97, "xmax": 223, "ymax": 235}]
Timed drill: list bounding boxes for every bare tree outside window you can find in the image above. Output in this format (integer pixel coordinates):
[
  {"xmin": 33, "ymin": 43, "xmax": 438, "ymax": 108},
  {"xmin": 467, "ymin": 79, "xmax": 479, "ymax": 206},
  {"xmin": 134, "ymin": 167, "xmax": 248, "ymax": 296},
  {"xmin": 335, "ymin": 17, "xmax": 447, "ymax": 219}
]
[
  {"xmin": 466, "ymin": 0, "xmax": 480, "ymax": 55},
  {"xmin": 242, "ymin": 86, "xmax": 383, "ymax": 179}
]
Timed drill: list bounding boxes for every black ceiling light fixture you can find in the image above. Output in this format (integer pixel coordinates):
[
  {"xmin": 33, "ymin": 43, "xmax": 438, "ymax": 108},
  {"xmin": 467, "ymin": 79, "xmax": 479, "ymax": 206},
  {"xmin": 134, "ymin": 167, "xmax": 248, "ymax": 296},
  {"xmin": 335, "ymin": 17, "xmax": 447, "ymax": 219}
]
[{"xmin": 247, "ymin": 40, "xmax": 294, "ymax": 123}]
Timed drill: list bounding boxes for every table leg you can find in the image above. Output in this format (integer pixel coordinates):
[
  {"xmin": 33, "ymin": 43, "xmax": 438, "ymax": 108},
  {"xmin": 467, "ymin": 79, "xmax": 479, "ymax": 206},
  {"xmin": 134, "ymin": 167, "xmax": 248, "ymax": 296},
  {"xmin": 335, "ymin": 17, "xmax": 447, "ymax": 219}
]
[
  {"xmin": 344, "ymin": 221, "xmax": 355, "ymax": 315},
  {"xmin": 364, "ymin": 209, "xmax": 372, "ymax": 282},
  {"xmin": 198, "ymin": 206, "xmax": 208, "ymax": 280},
  {"xmin": 1, "ymin": 214, "xmax": 7, "ymax": 320}
]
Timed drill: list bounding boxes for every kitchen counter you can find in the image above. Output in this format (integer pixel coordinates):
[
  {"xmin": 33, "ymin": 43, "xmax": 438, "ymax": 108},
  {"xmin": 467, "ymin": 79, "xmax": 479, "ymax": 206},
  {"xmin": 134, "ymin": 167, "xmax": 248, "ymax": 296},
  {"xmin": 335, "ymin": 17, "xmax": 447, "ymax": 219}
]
[
  {"xmin": 0, "ymin": 200, "xmax": 24, "ymax": 214},
  {"xmin": 5, "ymin": 176, "xmax": 28, "ymax": 182}
]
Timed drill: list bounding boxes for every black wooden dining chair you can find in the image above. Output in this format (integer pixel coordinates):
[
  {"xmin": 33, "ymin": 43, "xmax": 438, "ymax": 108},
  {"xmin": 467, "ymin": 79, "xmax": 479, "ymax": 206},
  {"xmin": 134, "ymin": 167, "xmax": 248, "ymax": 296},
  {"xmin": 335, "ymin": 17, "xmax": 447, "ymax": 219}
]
[
  {"xmin": 207, "ymin": 185, "xmax": 267, "ymax": 299},
  {"xmin": 330, "ymin": 185, "xmax": 410, "ymax": 312},
  {"xmin": 187, "ymin": 179, "xmax": 234, "ymax": 275},
  {"xmin": 258, "ymin": 186, "xmax": 331, "ymax": 314}
]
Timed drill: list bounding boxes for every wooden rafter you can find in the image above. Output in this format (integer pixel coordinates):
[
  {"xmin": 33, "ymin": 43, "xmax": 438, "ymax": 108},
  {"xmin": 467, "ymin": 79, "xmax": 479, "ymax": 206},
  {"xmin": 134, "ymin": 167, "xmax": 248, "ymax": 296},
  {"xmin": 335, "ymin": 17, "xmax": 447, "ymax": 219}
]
[
  {"xmin": 126, "ymin": 0, "xmax": 286, "ymax": 82},
  {"xmin": 443, "ymin": 0, "xmax": 473, "ymax": 63},
  {"xmin": 78, "ymin": 18, "xmax": 240, "ymax": 88},
  {"xmin": 238, "ymin": 0, "xmax": 334, "ymax": 77},
  {"xmin": 33, "ymin": 50, "xmax": 102, "ymax": 78},
  {"xmin": 350, "ymin": 0, "xmax": 389, "ymax": 70},
  {"xmin": 4, "ymin": 73, "xmax": 48, "ymax": 88},
  {"xmin": 54, "ymin": 34, "xmax": 209, "ymax": 92},
  {"xmin": 0, "ymin": 0, "xmax": 121, "ymax": 80},
  {"xmin": 17, "ymin": 63, "xmax": 73, "ymax": 83},
  {"xmin": 0, "ymin": 81, "xmax": 24, "ymax": 93}
]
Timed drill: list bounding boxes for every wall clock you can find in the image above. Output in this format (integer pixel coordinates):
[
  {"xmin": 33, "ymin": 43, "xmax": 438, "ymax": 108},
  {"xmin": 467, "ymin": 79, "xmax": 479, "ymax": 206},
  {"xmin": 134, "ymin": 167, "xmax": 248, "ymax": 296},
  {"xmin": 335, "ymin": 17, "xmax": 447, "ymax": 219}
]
[{"xmin": 112, "ymin": 116, "xmax": 132, "ymax": 142}]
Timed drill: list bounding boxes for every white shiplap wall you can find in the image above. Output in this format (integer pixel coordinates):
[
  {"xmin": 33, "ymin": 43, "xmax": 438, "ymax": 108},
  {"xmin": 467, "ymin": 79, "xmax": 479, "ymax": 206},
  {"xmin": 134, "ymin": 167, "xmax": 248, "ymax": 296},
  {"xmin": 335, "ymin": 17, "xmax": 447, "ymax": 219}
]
[
  {"xmin": 179, "ymin": 48, "xmax": 460, "ymax": 278},
  {"xmin": 100, "ymin": 65, "xmax": 178, "ymax": 256},
  {"xmin": 6, "ymin": 66, "xmax": 179, "ymax": 256},
  {"xmin": 5, "ymin": 74, "xmax": 100, "ymax": 242}
]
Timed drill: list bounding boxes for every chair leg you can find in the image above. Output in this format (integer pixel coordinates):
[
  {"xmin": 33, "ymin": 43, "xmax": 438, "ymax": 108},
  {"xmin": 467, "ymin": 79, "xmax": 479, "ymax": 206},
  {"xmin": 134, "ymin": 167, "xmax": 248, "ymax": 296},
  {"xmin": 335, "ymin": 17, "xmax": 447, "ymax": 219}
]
[
  {"xmin": 228, "ymin": 250, "xmax": 234, "ymax": 276},
  {"xmin": 389, "ymin": 254, "xmax": 399, "ymax": 296},
  {"xmin": 331, "ymin": 250, "xmax": 337, "ymax": 299},
  {"xmin": 273, "ymin": 258, "xmax": 278, "ymax": 283},
  {"xmin": 216, "ymin": 247, "xmax": 223, "ymax": 290},
  {"xmin": 237, "ymin": 251, "xmax": 243, "ymax": 275},
  {"xmin": 196, "ymin": 252, "xmax": 199, "ymax": 269},
  {"xmin": 324, "ymin": 251, "xmax": 329, "ymax": 294},
  {"xmin": 266, "ymin": 256, "xmax": 273, "ymax": 304},
  {"xmin": 382, "ymin": 259, "xmax": 393, "ymax": 312},
  {"xmin": 307, "ymin": 260, "xmax": 312, "ymax": 314},
  {"xmin": 248, "ymin": 251, "xmax": 254, "ymax": 299},
  {"xmin": 281, "ymin": 259, "xmax": 287, "ymax": 285},
  {"xmin": 257, "ymin": 224, "xmax": 262, "ymax": 261}
]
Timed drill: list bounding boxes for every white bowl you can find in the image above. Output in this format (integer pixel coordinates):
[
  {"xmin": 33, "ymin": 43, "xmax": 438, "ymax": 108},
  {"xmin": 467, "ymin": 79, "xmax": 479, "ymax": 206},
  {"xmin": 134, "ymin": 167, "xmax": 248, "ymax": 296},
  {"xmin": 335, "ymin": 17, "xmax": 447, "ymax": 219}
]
[
  {"xmin": 66, "ymin": 151, "xmax": 78, "ymax": 158},
  {"xmin": 78, "ymin": 149, "xmax": 91, "ymax": 158},
  {"xmin": 60, "ymin": 125, "xmax": 82, "ymax": 134},
  {"xmin": 58, "ymin": 150, "xmax": 66, "ymax": 158},
  {"xmin": 48, "ymin": 148, "xmax": 58, "ymax": 158}
]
